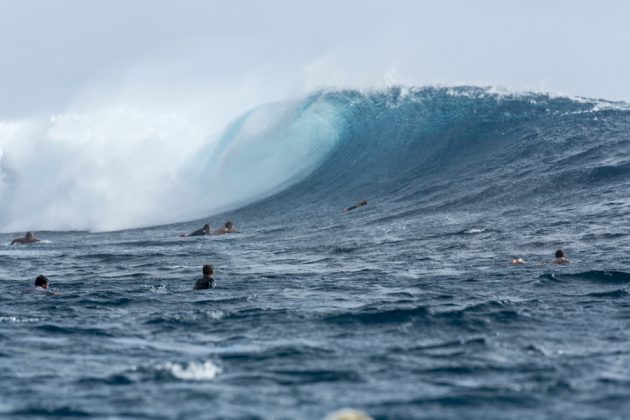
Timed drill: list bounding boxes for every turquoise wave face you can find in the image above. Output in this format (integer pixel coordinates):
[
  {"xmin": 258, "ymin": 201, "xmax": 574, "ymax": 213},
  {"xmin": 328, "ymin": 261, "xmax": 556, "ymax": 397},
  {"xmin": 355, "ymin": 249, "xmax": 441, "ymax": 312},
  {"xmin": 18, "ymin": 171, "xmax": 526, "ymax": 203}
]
[
  {"xmin": 258, "ymin": 86, "xmax": 630, "ymax": 215},
  {"xmin": 193, "ymin": 96, "xmax": 343, "ymax": 211}
]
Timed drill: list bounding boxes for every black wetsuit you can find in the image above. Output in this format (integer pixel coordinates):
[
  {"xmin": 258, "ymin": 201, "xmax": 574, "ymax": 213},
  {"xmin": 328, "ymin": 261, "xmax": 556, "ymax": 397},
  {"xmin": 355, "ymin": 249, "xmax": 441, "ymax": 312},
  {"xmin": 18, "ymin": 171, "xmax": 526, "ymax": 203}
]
[
  {"xmin": 188, "ymin": 228, "xmax": 208, "ymax": 237},
  {"xmin": 193, "ymin": 276, "xmax": 215, "ymax": 290},
  {"xmin": 345, "ymin": 201, "xmax": 367, "ymax": 212}
]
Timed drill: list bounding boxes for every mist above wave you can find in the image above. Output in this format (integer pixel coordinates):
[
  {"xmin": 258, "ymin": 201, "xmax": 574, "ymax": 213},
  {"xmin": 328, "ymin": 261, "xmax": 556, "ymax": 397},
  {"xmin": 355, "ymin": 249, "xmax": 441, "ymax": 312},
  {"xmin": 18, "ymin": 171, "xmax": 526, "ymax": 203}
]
[{"xmin": 0, "ymin": 96, "xmax": 340, "ymax": 232}]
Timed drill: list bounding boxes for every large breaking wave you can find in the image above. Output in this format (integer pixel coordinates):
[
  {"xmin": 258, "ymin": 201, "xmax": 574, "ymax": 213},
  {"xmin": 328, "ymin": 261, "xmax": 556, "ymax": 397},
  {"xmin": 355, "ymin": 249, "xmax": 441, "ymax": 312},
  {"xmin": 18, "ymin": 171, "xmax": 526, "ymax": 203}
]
[
  {"xmin": 242, "ymin": 86, "xmax": 630, "ymax": 224},
  {"xmin": 1, "ymin": 86, "xmax": 630, "ymax": 232}
]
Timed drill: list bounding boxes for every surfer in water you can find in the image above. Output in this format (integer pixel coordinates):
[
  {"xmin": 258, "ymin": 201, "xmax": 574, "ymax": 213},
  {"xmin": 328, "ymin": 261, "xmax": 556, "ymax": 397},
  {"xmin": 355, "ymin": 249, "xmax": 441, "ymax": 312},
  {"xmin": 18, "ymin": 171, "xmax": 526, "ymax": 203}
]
[
  {"xmin": 213, "ymin": 221, "xmax": 237, "ymax": 235},
  {"xmin": 550, "ymin": 249, "xmax": 570, "ymax": 265},
  {"xmin": 10, "ymin": 231, "xmax": 41, "ymax": 245},
  {"xmin": 511, "ymin": 257, "xmax": 526, "ymax": 265},
  {"xmin": 193, "ymin": 264, "xmax": 216, "ymax": 290},
  {"xmin": 181, "ymin": 224, "xmax": 211, "ymax": 237},
  {"xmin": 344, "ymin": 200, "xmax": 368, "ymax": 212},
  {"xmin": 23, "ymin": 275, "xmax": 57, "ymax": 295}
]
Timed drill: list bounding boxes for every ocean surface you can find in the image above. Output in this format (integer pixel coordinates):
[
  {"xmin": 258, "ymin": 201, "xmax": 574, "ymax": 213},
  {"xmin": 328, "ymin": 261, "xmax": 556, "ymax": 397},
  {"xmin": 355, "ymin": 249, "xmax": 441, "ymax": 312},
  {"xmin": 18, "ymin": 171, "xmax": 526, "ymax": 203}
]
[{"xmin": 2, "ymin": 86, "xmax": 630, "ymax": 419}]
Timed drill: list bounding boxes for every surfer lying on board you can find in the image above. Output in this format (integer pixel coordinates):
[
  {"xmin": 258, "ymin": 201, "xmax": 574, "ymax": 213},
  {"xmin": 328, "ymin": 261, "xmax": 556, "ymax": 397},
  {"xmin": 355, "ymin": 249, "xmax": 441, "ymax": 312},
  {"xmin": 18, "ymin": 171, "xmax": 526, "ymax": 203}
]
[
  {"xmin": 213, "ymin": 221, "xmax": 237, "ymax": 235},
  {"xmin": 344, "ymin": 200, "xmax": 368, "ymax": 212},
  {"xmin": 11, "ymin": 231, "xmax": 41, "ymax": 245},
  {"xmin": 180, "ymin": 224, "xmax": 211, "ymax": 237}
]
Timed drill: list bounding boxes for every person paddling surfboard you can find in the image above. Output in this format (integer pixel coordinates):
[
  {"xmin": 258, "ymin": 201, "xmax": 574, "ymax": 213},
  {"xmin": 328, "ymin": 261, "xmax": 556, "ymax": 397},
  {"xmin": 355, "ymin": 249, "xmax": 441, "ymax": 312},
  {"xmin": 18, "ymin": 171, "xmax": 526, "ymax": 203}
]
[{"xmin": 344, "ymin": 200, "xmax": 368, "ymax": 212}]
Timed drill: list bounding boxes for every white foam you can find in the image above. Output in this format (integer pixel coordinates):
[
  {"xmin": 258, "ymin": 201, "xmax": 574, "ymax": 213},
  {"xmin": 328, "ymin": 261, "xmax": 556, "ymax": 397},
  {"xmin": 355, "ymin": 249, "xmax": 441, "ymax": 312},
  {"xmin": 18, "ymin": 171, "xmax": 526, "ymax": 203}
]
[
  {"xmin": 149, "ymin": 284, "xmax": 168, "ymax": 294},
  {"xmin": 464, "ymin": 228, "xmax": 486, "ymax": 234},
  {"xmin": 0, "ymin": 96, "xmax": 340, "ymax": 232},
  {"xmin": 163, "ymin": 361, "xmax": 222, "ymax": 381},
  {"xmin": 442, "ymin": 84, "xmax": 630, "ymax": 111},
  {"xmin": 172, "ymin": 310, "xmax": 224, "ymax": 321},
  {"xmin": 204, "ymin": 310, "xmax": 224, "ymax": 320},
  {"xmin": 0, "ymin": 316, "xmax": 41, "ymax": 323}
]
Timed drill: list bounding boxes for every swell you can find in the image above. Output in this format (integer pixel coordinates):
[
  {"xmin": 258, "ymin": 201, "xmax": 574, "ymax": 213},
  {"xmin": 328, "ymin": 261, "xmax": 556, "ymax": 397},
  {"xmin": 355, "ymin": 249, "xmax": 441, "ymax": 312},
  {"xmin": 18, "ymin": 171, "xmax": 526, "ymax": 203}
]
[
  {"xmin": 323, "ymin": 299, "xmax": 528, "ymax": 330},
  {"xmin": 237, "ymin": 86, "xmax": 630, "ymax": 219},
  {"xmin": 539, "ymin": 270, "xmax": 630, "ymax": 284}
]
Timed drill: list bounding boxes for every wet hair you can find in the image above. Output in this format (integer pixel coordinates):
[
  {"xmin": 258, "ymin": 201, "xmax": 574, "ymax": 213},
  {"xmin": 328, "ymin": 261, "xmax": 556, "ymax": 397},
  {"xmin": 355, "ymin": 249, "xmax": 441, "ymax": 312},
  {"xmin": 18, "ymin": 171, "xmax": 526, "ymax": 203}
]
[
  {"xmin": 555, "ymin": 249, "xmax": 564, "ymax": 258},
  {"xmin": 25, "ymin": 231, "xmax": 34, "ymax": 239},
  {"xmin": 202, "ymin": 264, "xmax": 214, "ymax": 276},
  {"xmin": 203, "ymin": 224, "xmax": 210, "ymax": 230},
  {"xmin": 225, "ymin": 221, "xmax": 233, "ymax": 229},
  {"xmin": 35, "ymin": 275, "xmax": 48, "ymax": 288}
]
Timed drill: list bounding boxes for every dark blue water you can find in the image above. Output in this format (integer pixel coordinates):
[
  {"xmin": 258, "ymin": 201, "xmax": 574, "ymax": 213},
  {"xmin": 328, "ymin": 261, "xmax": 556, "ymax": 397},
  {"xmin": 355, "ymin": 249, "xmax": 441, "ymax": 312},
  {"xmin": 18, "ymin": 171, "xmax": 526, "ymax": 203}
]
[{"xmin": 2, "ymin": 86, "xmax": 630, "ymax": 419}]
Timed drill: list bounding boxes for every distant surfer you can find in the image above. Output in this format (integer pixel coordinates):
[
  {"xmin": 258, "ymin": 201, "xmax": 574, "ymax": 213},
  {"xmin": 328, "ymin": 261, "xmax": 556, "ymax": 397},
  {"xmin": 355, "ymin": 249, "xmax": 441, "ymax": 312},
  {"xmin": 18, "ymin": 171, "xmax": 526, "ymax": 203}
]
[
  {"xmin": 344, "ymin": 200, "xmax": 368, "ymax": 212},
  {"xmin": 213, "ymin": 221, "xmax": 237, "ymax": 235},
  {"xmin": 193, "ymin": 264, "xmax": 216, "ymax": 290},
  {"xmin": 511, "ymin": 257, "xmax": 526, "ymax": 265},
  {"xmin": 180, "ymin": 224, "xmax": 211, "ymax": 237},
  {"xmin": 550, "ymin": 249, "xmax": 570, "ymax": 265},
  {"xmin": 23, "ymin": 275, "xmax": 57, "ymax": 295},
  {"xmin": 11, "ymin": 231, "xmax": 41, "ymax": 245}
]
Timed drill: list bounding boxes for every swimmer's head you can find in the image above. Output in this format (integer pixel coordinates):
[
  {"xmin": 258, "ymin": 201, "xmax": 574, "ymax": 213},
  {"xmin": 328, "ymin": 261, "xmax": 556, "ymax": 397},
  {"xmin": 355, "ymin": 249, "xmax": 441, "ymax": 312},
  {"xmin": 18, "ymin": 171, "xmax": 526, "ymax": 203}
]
[
  {"xmin": 203, "ymin": 224, "xmax": 210, "ymax": 232},
  {"xmin": 203, "ymin": 264, "xmax": 214, "ymax": 276},
  {"xmin": 25, "ymin": 231, "xmax": 34, "ymax": 239},
  {"xmin": 225, "ymin": 221, "xmax": 233, "ymax": 229},
  {"xmin": 35, "ymin": 275, "xmax": 49, "ymax": 289},
  {"xmin": 555, "ymin": 249, "xmax": 564, "ymax": 258}
]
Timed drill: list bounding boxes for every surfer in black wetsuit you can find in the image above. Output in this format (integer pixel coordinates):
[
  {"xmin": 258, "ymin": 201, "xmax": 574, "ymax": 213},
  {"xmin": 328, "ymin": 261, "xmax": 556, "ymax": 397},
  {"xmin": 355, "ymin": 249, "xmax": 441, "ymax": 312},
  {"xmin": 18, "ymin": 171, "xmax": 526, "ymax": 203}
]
[
  {"xmin": 193, "ymin": 264, "xmax": 215, "ymax": 290},
  {"xmin": 182, "ymin": 224, "xmax": 211, "ymax": 237},
  {"xmin": 11, "ymin": 231, "xmax": 41, "ymax": 245},
  {"xmin": 344, "ymin": 200, "xmax": 368, "ymax": 212}
]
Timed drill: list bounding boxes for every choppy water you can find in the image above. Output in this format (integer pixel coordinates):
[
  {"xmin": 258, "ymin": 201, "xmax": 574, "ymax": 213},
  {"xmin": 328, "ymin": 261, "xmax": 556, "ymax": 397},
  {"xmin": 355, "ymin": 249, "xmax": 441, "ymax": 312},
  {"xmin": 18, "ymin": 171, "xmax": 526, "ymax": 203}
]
[{"xmin": 2, "ymin": 87, "xmax": 630, "ymax": 419}]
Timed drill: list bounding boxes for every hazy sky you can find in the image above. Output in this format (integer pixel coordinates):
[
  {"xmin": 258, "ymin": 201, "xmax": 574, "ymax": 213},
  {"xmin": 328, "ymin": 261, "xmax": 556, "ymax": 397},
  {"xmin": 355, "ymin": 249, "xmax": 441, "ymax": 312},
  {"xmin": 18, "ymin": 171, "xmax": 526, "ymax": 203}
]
[{"xmin": 1, "ymin": 0, "xmax": 629, "ymax": 120}]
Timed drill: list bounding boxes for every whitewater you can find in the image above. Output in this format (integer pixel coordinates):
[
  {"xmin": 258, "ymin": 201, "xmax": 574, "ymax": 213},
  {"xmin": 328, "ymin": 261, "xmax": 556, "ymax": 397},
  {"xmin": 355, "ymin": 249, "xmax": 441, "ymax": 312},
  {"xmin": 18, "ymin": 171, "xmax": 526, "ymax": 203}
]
[{"xmin": 2, "ymin": 86, "xmax": 630, "ymax": 419}]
